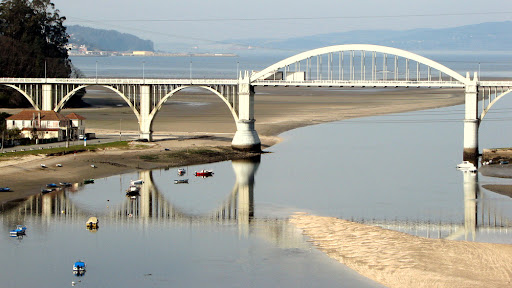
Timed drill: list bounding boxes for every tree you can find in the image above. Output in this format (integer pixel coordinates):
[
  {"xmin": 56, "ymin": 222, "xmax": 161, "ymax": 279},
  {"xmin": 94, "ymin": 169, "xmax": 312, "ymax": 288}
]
[{"xmin": 0, "ymin": 0, "xmax": 86, "ymax": 107}]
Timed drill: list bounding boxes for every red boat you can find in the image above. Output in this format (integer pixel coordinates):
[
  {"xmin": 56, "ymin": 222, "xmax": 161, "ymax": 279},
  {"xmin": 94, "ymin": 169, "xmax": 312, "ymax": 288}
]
[{"xmin": 194, "ymin": 170, "xmax": 214, "ymax": 177}]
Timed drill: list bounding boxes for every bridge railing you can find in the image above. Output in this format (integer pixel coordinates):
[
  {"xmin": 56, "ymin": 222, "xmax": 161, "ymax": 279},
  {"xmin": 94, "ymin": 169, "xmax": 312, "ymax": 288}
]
[
  {"xmin": 0, "ymin": 77, "xmax": 238, "ymax": 85},
  {"xmin": 252, "ymin": 79, "xmax": 465, "ymax": 88}
]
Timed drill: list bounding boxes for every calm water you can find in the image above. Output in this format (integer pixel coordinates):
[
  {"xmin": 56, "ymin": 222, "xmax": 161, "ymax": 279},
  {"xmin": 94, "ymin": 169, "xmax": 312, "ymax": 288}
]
[{"xmin": 2, "ymin": 53, "xmax": 512, "ymax": 287}]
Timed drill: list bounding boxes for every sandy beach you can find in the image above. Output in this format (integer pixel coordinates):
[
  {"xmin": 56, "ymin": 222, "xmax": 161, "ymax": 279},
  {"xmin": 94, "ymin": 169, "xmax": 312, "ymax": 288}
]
[{"xmin": 290, "ymin": 213, "xmax": 512, "ymax": 288}]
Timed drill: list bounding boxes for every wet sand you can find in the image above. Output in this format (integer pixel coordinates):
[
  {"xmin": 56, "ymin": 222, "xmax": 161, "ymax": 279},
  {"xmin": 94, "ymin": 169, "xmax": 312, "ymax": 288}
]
[{"xmin": 290, "ymin": 213, "xmax": 512, "ymax": 288}]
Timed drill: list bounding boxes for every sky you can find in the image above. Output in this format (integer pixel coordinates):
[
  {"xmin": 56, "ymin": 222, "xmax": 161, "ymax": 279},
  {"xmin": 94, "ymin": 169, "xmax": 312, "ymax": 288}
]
[{"xmin": 51, "ymin": 0, "xmax": 512, "ymax": 50}]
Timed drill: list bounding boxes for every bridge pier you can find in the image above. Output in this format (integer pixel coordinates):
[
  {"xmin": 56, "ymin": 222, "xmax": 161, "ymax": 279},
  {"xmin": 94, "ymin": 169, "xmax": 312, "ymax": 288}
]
[
  {"xmin": 139, "ymin": 85, "xmax": 153, "ymax": 141},
  {"xmin": 463, "ymin": 73, "xmax": 479, "ymax": 165},
  {"xmin": 232, "ymin": 75, "xmax": 261, "ymax": 152},
  {"xmin": 42, "ymin": 84, "xmax": 52, "ymax": 111}
]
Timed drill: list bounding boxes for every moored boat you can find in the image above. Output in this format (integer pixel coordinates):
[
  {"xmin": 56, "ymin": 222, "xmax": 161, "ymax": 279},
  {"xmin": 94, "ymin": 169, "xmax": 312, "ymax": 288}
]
[
  {"xmin": 10, "ymin": 225, "xmax": 26, "ymax": 237},
  {"xmin": 0, "ymin": 187, "xmax": 11, "ymax": 192},
  {"xmin": 194, "ymin": 169, "xmax": 214, "ymax": 177},
  {"xmin": 177, "ymin": 168, "xmax": 186, "ymax": 176},
  {"xmin": 73, "ymin": 260, "xmax": 86, "ymax": 276},
  {"xmin": 46, "ymin": 183, "xmax": 58, "ymax": 188},
  {"xmin": 59, "ymin": 182, "xmax": 72, "ymax": 187},
  {"xmin": 41, "ymin": 188, "xmax": 53, "ymax": 194},
  {"xmin": 83, "ymin": 179, "xmax": 94, "ymax": 184},
  {"xmin": 86, "ymin": 217, "xmax": 99, "ymax": 229},
  {"xmin": 174, "ymin": 179, "xmax": 189, "ymax": 184},
  {"xmin": 130, "ymin": 179, "xmax": 144, "ymax": 185},
  {"xmin": 456, "ymin": 161, "xmax": 476, "ymax": 170}
]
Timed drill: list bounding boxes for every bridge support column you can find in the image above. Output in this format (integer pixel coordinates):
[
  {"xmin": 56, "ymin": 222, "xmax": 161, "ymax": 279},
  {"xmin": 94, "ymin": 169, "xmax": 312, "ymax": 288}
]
[
  {"xmin": 42, "ymin": 84, "xmax": 53, "ymax": 111},
  {"xmin": 232, "ymin": 156, "xmax": 260, "ymax": 236},
  {"xmin": 139, "ymin": 85, "xmax": 153, "ymax": 141},
  {"xmin": 232, "ymin": 74, "xmax": 261, "ymax": 152},
  {"xmin": 463, "ymin": 73, "xmax": 479, "ymax": 165}
]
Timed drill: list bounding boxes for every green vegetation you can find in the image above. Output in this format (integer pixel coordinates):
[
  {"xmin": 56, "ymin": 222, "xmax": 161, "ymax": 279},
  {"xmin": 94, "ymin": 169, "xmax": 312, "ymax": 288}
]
[
  {"xmin": 0, "ymin": 141, "xmax": 129, "ymax": 159},
  {"xmin": 0, "ymin": 0, "xmax": 85, "ymax": 107}
]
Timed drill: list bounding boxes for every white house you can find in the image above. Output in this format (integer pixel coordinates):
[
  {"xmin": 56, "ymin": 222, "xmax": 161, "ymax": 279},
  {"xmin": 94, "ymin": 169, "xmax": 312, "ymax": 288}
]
[{"xmin": 6, "ymin": 110, "xmax": 86, "ymax": 141}]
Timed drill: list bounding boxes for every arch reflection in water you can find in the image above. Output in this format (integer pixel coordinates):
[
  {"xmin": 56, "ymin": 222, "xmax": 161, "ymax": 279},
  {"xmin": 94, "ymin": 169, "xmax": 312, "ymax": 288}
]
[{"xmin": 0, "ymin": 155, "xmax": 307, "ymax": 249}]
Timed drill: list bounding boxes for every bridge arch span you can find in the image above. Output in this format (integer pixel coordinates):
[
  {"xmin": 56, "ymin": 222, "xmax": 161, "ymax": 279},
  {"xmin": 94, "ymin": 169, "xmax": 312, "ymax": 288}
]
[
  {"xmin": 146, "ymin": 85, "xmax": 239, "ymax": 132},
  {"xmin": 1, "ymin": 84, "xmax": 39, "ymax": 109},
  {"xmin": 480, "ymin": 88, "xmax": 512, "ymax": 121},
  {"xmin": 251, "ymin": 44, "xmax": 468, "ymax": 84},
  {"xmin": 54, "ymin": 84, "xmax": 141, "ymax": 121}
]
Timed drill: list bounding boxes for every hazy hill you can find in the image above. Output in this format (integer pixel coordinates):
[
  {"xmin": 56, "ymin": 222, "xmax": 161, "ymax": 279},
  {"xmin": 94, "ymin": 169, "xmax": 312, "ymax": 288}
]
[
  {"xmin": 232, "ymin": 21, "xmax": 512, "ymax": 52},
  {"xmin": 68, "ymin": 25, "xmax": 154, "ymax": 52}
]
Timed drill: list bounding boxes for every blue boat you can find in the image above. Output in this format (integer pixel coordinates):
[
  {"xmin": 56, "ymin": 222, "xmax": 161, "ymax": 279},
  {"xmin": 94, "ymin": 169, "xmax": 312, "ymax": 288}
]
[
  {"xmin": 10, "ymin": 225, "xmax": 26, "ymax": 237},
  {"xmin": 73, "ymin": 260, "xmax": 86, "ymax": 276},
  {"xmin": 46, "ymin": 183, "xmax": 58, "ymax": 188},
  {"xmin": 0, "ymin": 187, "xmax": 11, "ymax": 192}
]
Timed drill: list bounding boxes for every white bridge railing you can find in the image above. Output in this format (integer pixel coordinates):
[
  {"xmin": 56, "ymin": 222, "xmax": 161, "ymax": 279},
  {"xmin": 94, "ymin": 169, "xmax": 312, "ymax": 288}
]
[
  {"xmin": 0, "ymin": 77, "xmax": 239, "ymax": 85},
  {"xmin": 252, "ymin": 79, "xmax": 465, "ymax": 88}
]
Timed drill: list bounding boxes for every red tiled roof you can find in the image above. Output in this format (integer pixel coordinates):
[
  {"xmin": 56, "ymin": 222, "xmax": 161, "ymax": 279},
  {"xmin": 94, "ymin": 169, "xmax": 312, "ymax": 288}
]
[
  {"xmin": 65, "ymin": 112, "xmax": 86, "ymax": 120},
  {"xmin": 6, "ymin": 110, "xmax": 69, "ymax": 121}
]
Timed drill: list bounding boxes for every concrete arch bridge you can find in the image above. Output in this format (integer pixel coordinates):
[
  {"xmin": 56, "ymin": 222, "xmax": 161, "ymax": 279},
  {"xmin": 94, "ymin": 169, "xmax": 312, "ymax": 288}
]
[{"xmin": 1, "ymin": 44, "xmax": 512, "ymax": 158}]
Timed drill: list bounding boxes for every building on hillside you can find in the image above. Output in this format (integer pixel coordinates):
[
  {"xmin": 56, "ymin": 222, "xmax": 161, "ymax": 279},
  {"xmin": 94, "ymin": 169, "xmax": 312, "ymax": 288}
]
[{"xmin": 6, "ymin": 110, "xmax": 86, "ymax": 142}]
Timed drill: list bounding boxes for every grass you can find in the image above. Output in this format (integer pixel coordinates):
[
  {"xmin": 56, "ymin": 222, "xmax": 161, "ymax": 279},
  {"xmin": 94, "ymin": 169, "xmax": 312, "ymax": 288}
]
[{"xmin": 0, "ymin": 141, "xmax": 130, "ymax": 159}]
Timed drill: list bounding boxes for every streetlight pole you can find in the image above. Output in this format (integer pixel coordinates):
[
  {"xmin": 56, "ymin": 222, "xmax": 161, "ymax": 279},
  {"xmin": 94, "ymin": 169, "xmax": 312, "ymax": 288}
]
[
  {"xmin": 143, "ymin": 61, "xmax": 145, "ymax": 81},
  {"xmin": 237, "ymin": 61, "xmax": 239, "ymax": 78},
  {"xmin": 95, "ymin": 60, "xmax": 98, "ymax": 81},
  {"xmin": 189, "ymin": 60, "xmax": 192, "ymax": 79}
]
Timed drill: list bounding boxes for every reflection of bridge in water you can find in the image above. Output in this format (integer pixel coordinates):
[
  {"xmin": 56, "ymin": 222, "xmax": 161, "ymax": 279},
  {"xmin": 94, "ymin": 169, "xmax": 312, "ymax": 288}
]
[
  {"xmin": 357, "ymin": 171, "xmax": 512, "ymax": 241},
  {"xmin": 1, "ymin": 158, "xmax": 512, "ymax": 241}
]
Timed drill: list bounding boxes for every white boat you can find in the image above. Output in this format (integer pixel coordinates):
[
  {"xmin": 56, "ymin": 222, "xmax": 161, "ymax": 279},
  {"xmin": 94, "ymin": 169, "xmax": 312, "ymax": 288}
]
[
  {"xmin": 456, "ymin": 161, "xmax": 476, "ymax": 170},
  {"xmin": 130, "ymin": 179, "xmax": 144, "ymax": 185},
  {"xmin": 127, "ymin": 185, "xmax": 140, "ymax": 193},
  {"xmin": 174, "ymin": 179, "xmax": 189, "ymax": 184},
  {"xmin": 177, "ymin": 168, "xmax": 186, "ymax": 176}
]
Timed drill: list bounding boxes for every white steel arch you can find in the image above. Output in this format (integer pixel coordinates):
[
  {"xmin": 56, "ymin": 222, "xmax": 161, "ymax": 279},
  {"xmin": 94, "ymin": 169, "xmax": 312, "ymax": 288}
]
[
  {"xmin": 1, "ymin": 84, "xmax": 39, "ymax": 109},
  {"xmin": 149, "ymin": 85, "xmax": 239, "ymax": 122},
  {"xmin": 251, "ymin": 44, "xmax": 468, "ymax": 84},
  {"xmin": 480, "ymin": 88, "xmax": 512, "ymax": 121},
  {"xmin": 54, "ymin": 84, "xmax": 141, "ymax": 121}
]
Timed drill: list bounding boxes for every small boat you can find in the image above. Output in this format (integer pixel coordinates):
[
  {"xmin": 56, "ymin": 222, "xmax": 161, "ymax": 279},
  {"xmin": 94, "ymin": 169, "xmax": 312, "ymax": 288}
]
[
  {"xmin": 174, "ymin": 179, "xmax": 189, "ymax": 184},
  {"xmin": 177, "ymin": 168, "xmax": 186, "ymax": 176},
  {"xmin": 10, "ymin": 225, "xmax": 26, "ymax": 237},
  {"xmin": 91, "ymin": 164, "xmax": 97, "ymax": 168},
  {"xmin": 130, "ymin": 179, "xmax": 144, "ymax": 185},
  {"xmin": 56, "ymin": 164, "xmax": 62, "ymax": 167},
  {"xmin": 59, "ymin": 182, "xmax": 72, "ymax": 187},
  {"xmin": 41, "ymin": 188, "xmax": 53, "ymax": 194},
  {"xmin": 46, "ymin": 183, "xmax": 58, "ymax": 188},
  {"xmin": 456, "ymin": 161, "xmax": 476, "ymax": 170},
  {"xmin": 40, "ymin": 164, "xmax": 47, "ymax": 168},
  {"xmin": 0, "ymin": 187, "xmax": 11, "ymax": 192},
  {"xmin": 500, "ymin": 160, "xmax": 509, "ymax": 165},
  {"xmin": 86, "ymin": 217, "xmax": 99, "ymax": 229},
  {"xmin": 73, "ymin": 260, "xmax": 86, "ymax": 276},
  {"xmin": 127, "ymin": 184, "xmax": 140, "ymax": 193},
  {"xmin": 83, "ymin": 179, "xmax": 94, "ymax": 184},
  {"xmin": 194, "ymin": 169, "xmax": 214, "ymax": 177}
]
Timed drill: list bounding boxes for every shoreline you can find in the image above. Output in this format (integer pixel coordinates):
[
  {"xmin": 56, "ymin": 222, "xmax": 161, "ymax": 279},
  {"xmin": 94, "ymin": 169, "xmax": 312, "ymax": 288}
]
[{"xmin": 0, "ymin": 86, "xmax": 466, "ymax": 205}]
